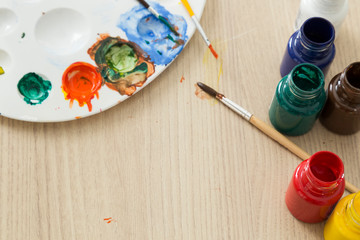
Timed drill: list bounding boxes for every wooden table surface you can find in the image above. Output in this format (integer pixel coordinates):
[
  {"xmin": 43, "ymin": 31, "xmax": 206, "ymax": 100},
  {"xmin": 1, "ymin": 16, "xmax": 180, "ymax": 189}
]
[{"xmin": 1, "ymin": 0, "xmax": 360, "ymax": 239}]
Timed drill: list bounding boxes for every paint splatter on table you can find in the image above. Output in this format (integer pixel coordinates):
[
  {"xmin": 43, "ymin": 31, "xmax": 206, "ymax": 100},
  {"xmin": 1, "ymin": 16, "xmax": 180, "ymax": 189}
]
[
  {"xmin": 103, "ymin": 217, "xmax": 116, "ymax": 224},
  {"xmin": 180, "ymin": 76, "xmax": 185, "ymax": 83},
  {"xmin": 194, "ymin": 83, "xmax": 211, "ymax": 100}
]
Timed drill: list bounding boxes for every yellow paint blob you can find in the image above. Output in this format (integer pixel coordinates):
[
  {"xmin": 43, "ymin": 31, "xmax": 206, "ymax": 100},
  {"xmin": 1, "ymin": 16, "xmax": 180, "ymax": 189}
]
[
  {"xmin": 0, "ymin": 66, "xmax": 4, "ymax": 75},
  {"xmin": 324, "ymin": 192, "xmax": 360, "ymax": 240}
]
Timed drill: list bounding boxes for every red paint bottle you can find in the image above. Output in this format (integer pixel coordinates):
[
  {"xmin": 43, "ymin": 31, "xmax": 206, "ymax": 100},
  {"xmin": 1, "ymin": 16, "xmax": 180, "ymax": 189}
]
[{"xmin": 285, "ymin": 151, "xmax": 345, "ymax": 223}]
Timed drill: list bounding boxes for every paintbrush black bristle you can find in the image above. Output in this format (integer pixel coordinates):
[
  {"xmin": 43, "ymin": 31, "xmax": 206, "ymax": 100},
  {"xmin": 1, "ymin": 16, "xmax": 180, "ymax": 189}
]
[
  {"xmin": 197, "ymin": 82, "xmax": 219, "ymax": 98},
  {"xmin": 137, "ymin": 0, "xmax": 150, "ymax": 9}
]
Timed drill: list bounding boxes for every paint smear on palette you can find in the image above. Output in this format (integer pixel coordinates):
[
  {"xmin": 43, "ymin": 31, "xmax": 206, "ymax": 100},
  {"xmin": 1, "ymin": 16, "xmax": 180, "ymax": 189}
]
[
  {"xmin": 118, "ymin": 1, "xmax": 188, "ymax": 65},
  {"xmin": 0, "ymin": 66, "xmax": 4, "ymax": 75},
  {"xmin": 88, "ymin": 34, "xmax": 155, "ymax": 96},
  {"xmin": 17, "ymin": 73, "xmax": 52, "ymax": 105},
  {"xmin": 62, "ymin": 62, "xmax": 103, "ymax": 111}
]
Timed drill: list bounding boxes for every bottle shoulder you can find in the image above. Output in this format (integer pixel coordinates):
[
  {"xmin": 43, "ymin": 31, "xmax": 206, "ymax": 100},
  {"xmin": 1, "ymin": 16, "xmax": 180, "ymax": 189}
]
[
  {"xmin": 327, "ymin": 74, "xmax": 360, "ymax": 112},
  {"xmin": 275, "ymin": 77, "xmax": 326, "ymax": 115},
  {"xmin": 286, "ymin": 35, "xmax": 336, "ymax": 64},
  {"xmin": 292, "ymin": 161, "xmax": 345, "ymax": 204}
]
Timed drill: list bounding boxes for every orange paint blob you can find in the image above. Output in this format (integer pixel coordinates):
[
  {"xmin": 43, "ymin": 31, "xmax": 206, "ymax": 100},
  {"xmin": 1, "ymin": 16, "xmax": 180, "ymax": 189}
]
[{"xmin": 62, "ymin": 62, "xmax": 103, "ymax": 111}]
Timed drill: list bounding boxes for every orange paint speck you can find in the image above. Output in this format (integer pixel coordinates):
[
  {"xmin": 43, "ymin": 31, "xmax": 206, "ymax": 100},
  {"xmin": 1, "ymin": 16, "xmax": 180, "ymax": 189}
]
[
  {"xmin": 180, "ymin": 76, "xmax": 185, "ymax": 83},
  {"xmin": 62, "ymin": 62, "xmax": 103, "ymax": 112},
  {"xmin": 75, "ymin": 116, "xmax": 82, "ymax": 119},
  {"xmin": 104, "ymin": 217, "xmax": 116, "ymax": 224}
]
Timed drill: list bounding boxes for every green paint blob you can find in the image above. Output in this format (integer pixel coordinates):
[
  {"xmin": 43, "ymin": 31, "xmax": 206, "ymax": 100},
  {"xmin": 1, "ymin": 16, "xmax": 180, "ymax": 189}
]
[
  {"xmin": 269, "ymin": 64, "xmax": 326, "ymax": 136},
  {"xmin": 105, "ymin": 44, "xmax": 138, "ymax": 73},
  {"xmin": 157, "ymin": 50, "xmax": 163, "ymax": 55},
  {"xmin": 21, "ymin": 32, "xmax": 25, "ymax": 39},
  {"xmin": 292, "ymin": 65, "xmax": 322, "ymax": 91},
  {"xmin": 145, "ymin": 40, "xmax": 150, "ymax": 44},
  {"xmin": 17, "ymin": 73, "xmax": 52, "ymax": 105}
]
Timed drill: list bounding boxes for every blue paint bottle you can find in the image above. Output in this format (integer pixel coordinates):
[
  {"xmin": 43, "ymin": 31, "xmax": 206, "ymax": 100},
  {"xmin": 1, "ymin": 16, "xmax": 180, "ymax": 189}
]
[
  {"xmin": 280, "ymin": 17, "xmax": 336, "ymax": 77},
  {"xmin": 269, "ymin": 63, "xmax": 326, "ymax": 136}
]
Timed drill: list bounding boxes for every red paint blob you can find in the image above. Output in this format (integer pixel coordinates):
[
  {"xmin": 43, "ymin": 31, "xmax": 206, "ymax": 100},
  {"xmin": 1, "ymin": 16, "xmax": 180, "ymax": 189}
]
[
  {"xmin": 62, "ymin": 62, "xmax": 102, "ymax": 111},
  {"xmin": 285, "ymin": 151, "xmax": 345, "ymax": 223},
  {"xmin": 310, "ymin": 164, "xmax": 337, "ymax": 182}
]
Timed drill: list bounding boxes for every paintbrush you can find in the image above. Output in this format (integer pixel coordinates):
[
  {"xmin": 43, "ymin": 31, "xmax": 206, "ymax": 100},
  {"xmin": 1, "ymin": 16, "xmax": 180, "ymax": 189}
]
[
  {"xmin": 181, "ymin": 0, "xmax": 218, "ymax": 59},
  {"xmin": 196, "ymin": 82, "xmax": 360, "ymax": 193},
  {"xmin": 137, "ymin": 0, "xmax": 180, "ymax": 36}
]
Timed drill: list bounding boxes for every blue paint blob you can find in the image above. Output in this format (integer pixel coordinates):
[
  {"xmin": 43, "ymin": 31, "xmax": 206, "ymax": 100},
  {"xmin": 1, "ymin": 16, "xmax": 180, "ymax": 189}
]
[{"xmin": 118, "ymin": 2, "xmax": 188, "ymax": 65}]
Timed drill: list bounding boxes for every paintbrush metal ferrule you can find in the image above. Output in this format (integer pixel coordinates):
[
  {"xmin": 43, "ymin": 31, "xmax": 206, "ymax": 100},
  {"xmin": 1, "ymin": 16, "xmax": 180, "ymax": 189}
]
[
  {"xmin": 148, "ymin": 6, "xmax": 160, "ymax": 18},
  {"xmin": 191, "ymin": 16, "xmax": 210, "ymax": 45},
  {"xmin": 220, "ymin": 97, "xmax": 253, "ymax": 121}
]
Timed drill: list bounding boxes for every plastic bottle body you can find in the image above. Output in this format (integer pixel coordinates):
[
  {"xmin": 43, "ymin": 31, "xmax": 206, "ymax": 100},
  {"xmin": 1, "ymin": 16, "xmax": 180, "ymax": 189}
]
[
  {"xmin": 269, "ymin": 63, "xmax": 326, "ymax": 136},
  {"xmin": 286, "ymin": 151, "xmax": 345, "ymax": 223},
  {"xmin": 320, "ymin": 62, "xmax": 360, "ymax": 134},
  {"xmin": 324, "ymin": 192, "xmax": 360, "ymax": 240}
]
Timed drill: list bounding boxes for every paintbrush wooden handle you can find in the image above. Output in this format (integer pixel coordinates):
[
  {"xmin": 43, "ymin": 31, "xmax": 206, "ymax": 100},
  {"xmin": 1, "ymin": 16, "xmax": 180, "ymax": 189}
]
[
  {"xmin": 249, "ymin": 116, "xmax": 311, "ymax": 159},
  {"xmin": 344, "ymin": 181, "xmax": 360, "ymax": 194},
  {"xmin": 249, "ymin": 115, "xmax": 360, "ymax": 193}
]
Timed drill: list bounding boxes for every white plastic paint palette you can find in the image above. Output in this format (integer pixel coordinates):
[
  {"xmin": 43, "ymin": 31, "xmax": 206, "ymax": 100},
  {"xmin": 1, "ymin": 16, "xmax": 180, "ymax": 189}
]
[{"xmin": 0, "ymin": 0, "xmax": 206, "ymax": 122}]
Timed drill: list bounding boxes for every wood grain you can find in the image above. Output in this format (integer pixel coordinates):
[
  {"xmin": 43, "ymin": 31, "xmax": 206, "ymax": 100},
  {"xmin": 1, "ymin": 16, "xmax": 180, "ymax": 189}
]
[{"xmin": 1, "ymin": 0, "xmax": 360, "ymax": 239}]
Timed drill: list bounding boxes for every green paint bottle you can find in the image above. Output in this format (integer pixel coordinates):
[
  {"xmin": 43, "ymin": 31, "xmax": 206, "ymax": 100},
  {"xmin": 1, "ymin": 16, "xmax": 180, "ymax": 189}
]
[{"xmin": 269, "ymin": 63, "xmax": 326, "ymax": 136}]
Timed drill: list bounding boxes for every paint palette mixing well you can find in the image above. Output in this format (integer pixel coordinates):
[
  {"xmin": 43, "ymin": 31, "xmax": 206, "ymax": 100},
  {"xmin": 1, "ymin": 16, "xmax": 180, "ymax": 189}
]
[{"xmin": 0, "ymin": 0, "xmax": 206, "ymax": 122}]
